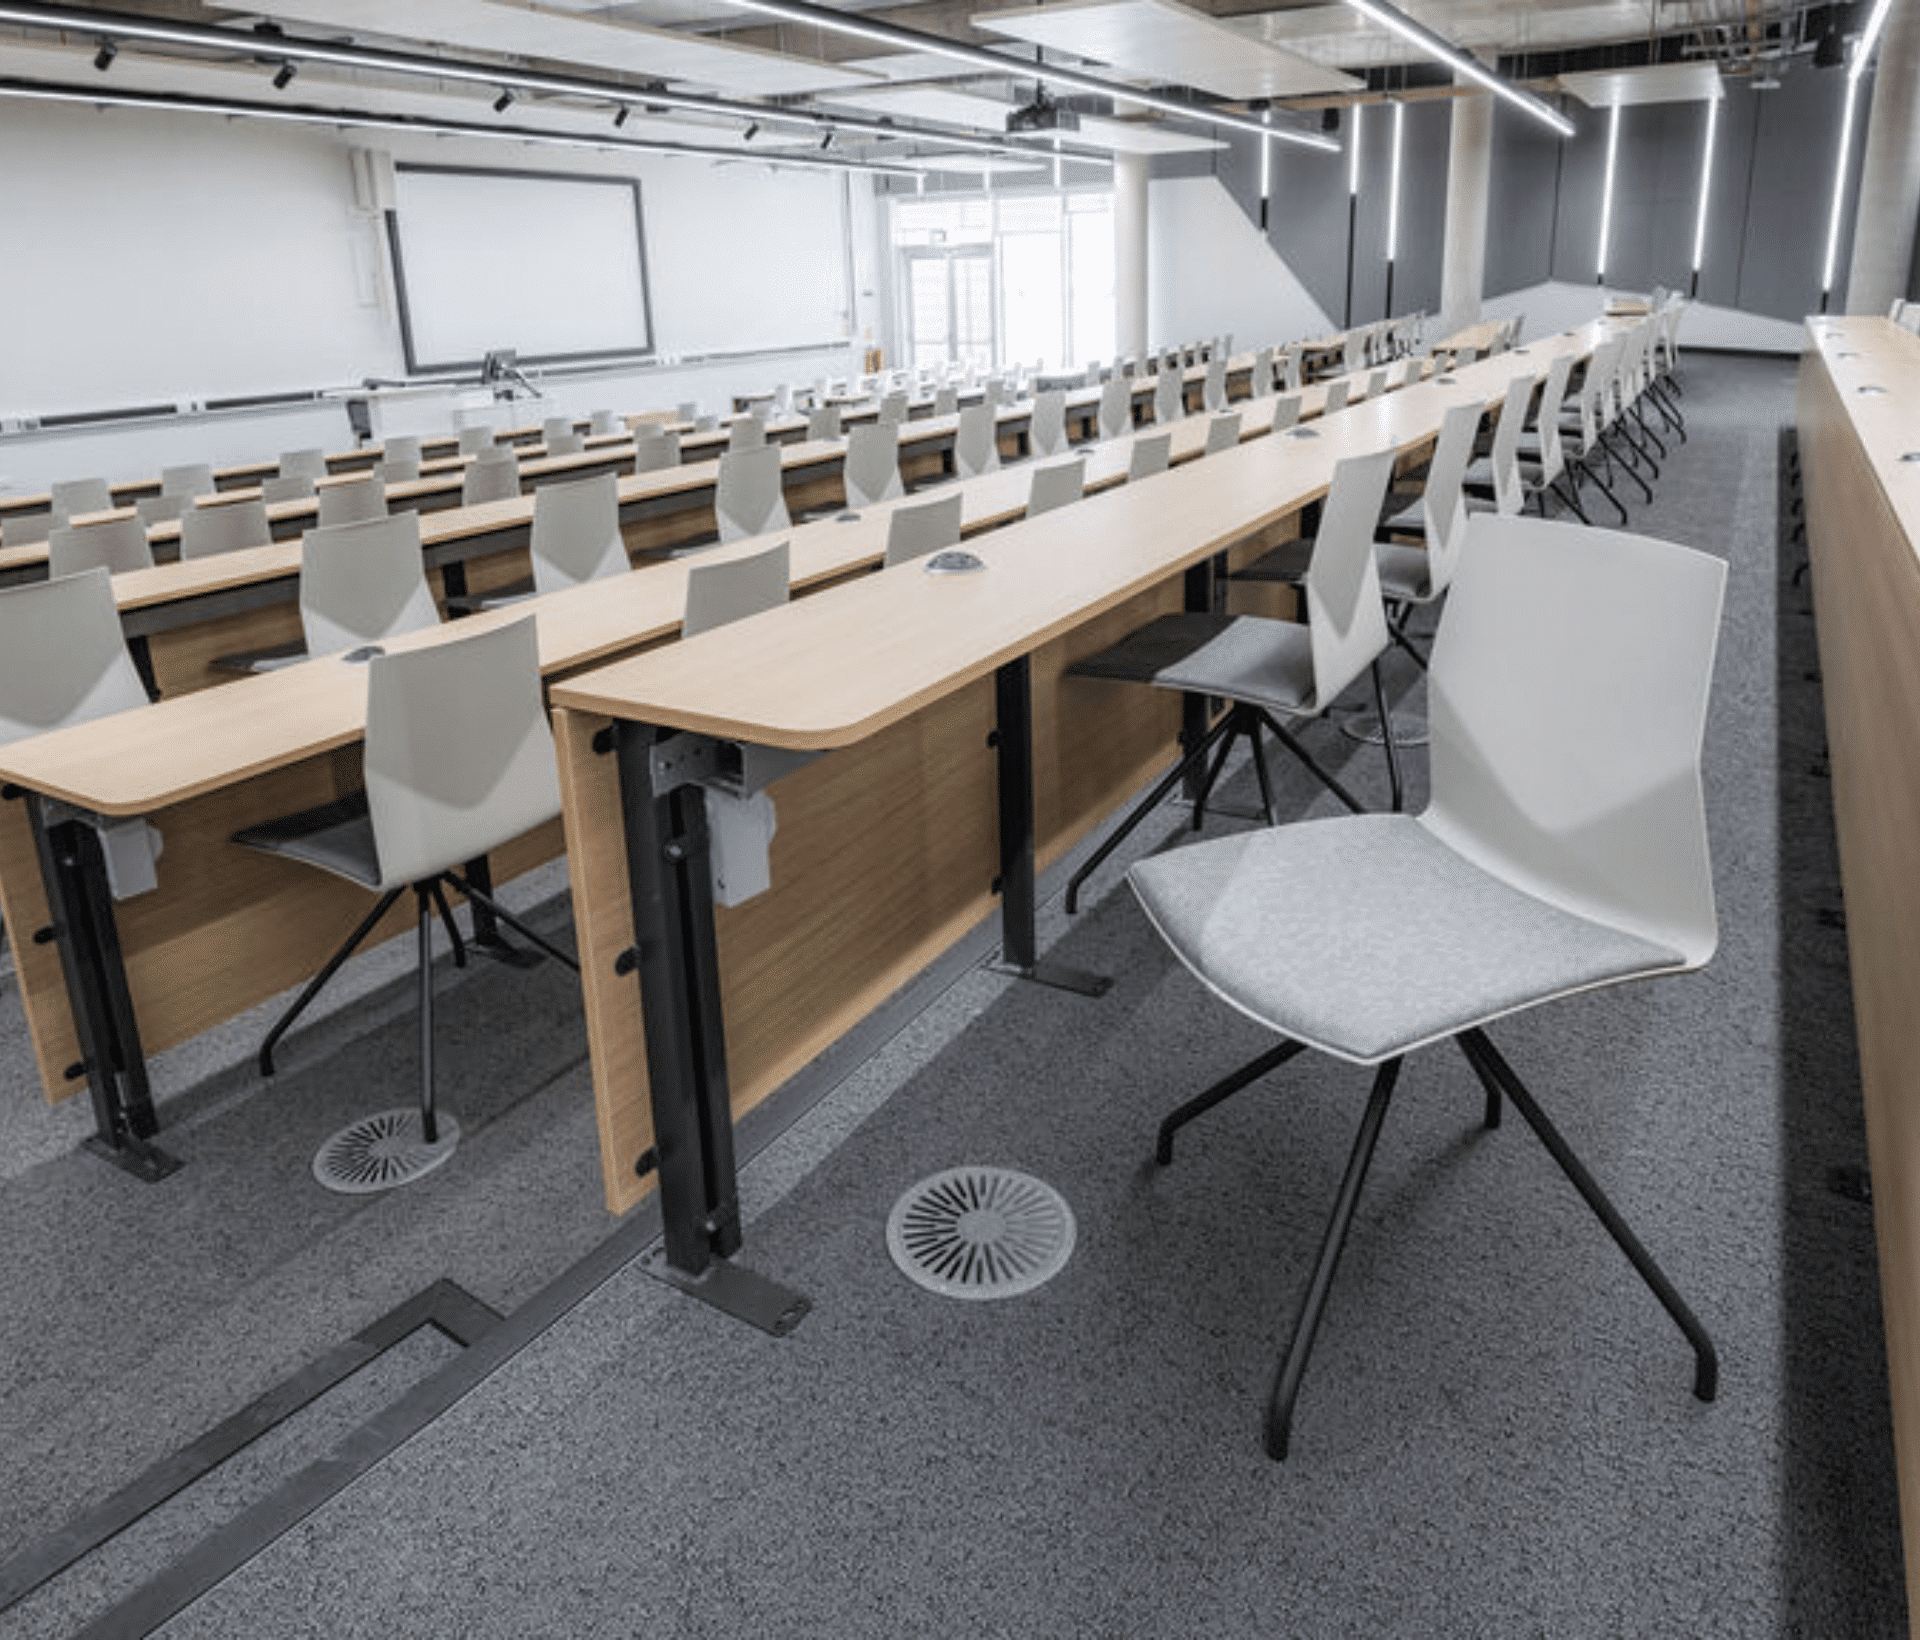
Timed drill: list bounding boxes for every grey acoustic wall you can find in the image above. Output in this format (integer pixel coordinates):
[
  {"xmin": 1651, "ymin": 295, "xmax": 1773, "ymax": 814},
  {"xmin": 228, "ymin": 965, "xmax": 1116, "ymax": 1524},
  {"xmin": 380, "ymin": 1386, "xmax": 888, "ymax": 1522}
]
[
  {"xmin": 1485, "ymin": 105, "xmax": 1564, "ymax": 294},
  {"xmin": 1263, "ymin": 129, "xmax": 1351, "ymax": 321}
]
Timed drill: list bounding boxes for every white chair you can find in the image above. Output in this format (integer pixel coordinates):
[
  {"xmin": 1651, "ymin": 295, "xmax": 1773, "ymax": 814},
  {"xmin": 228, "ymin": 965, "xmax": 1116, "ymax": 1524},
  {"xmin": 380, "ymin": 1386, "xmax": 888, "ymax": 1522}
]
[
  {"xmin": 932, "ymin": 385, "xmax": 960, "ymax": 418},
  {"xmin": 728, "ymin": 417, "xmax": 767, "ymax": 453},
  {"xmin": 0, "ymin": 568, "xmax": 149, "ymax": 743},
  {"xmin": 160, "ymin": 463, "xmax": 215, "ymax": 501},
  {"xmin": 1342, "ymin": 330, "xmax": 1365, "ymax": 374},
  {"xmin": 1202, "ymin": 355, "xmax": 1229, "ymax": 415},
  {"xmin": 1026, "ymin": 457, "xmax": 1085, "ymax": 518},
  {"xmin": 1280, "ymin": 344, "xmax": 1305, "ymax": 394},
  {"xmin": 953, "ymin": 404, "xmax": 1000, "ymax": 480},
  {"xmin": 1028, "ymin": 390, "xmax": 1069, "ymax": 459},
  {"xmin": 806, "ymin": 405, "xmax": 844, "ymax": 442},
  {"xmin": 715, "ymin": 444, "xmax": 789, "ymax": 544},
  {"xmin": 461, "ymin": 447, "xmax": 521, "ymax": 507},
  {"xmin": 1097, "ymin": 377, "xmax": 1133, "ymax": 443},
  {"xmin": 261, "ymin": 473, "xmax": 316, "ymax": 506},
  {"xmin": 378, "ymin": 456, "xmax": 423, "ymax": 487},
  {"xmin": 300, "ymin": 514, "xmax": 440, "ymax": 660},
  {"xmin": 1153, "ymin": 369, "xmax": 1184, "ymax": 426},
  {"xmin": 48, "ymin": 514, "xmax": 154, "ymax": 578},
  {"xmin": 1271, "ymin": 394, "xmax": 1303, "ymax": 433},
  {"xmin": 543, "ymin": 416, "xmax": 584, "ymax": 457},
  {"xmin": 2, "ymin": 512, "xmax": 54, "ymax": 550},
  {"xmin": 457, "ymin": 426, "xmax": 496, "ymax": 456},
  {"xmin": 1203, "ymin": 412, "xmax": 1241, "ymax": 457},
  {"xmin": 1125, "ymin": 515, "xmax": 1725, "ymax": 1458},
  {"xmin": 51, "ymin": 478, "xmax": 113, "ymax": 522},
  {"xmin": 135, "ymin": 493, "xmax": 188, "ymax": 527},
  {"xmin": 278, "ymin": 449, "xmax": 328, "ymax": 481},
  {"xmin": 877, "ymin": 391, "xmax": 909, "ymax": 426},
  {"xmin": 1507, "ymin": 352, "xmax": 1581, "ymax": 518},
  {"xmin": 1322, "ymin": 378, "xmax": 1351, "ymax": 415},
  {"xmin": 531, "ymin": 470, "xmax": 629, "ymax": 596},
  {"xmin": 590, "ymin": 410, "xmax": 621, "ymax": 437},
  {"xmin": 1063, "ymin": 444, "xmax": 1405, "ymax": 915},
  {"xmin": 633, "ymin": 426, "xmax": 681, "ymax": 474},
  {"xmin": 843, "ymin": 422, "xmax": 905, "ymax": 512},
  {"xmin": 883, "ymin": 492, "xmax": 964, "ymax": 568},
  {"xmin": 683, "ymin": 539, "xmax": 790, "ymax": 638},
  {"xmin": 181, "ymin": 497, "xmax": 271, "ymax": 560},
  {"xmin": 1249, "ymin": 349, "xmax": 1277, "ymax": 399},
  {"xmin": 232, "ymin": 615, "xmax": 577, "ymax": 1181},
  {"xmin": 383, "ymin": 435, "xmax": 424, "ymax": 467},
  {"xmin": 1127, "ymin": 431, "xmax": 1173, "ymax": 483},
  {"xmin": 1462, "ymin": 374, "xmax": 1538, "ymax": 519},
  {"xmin": 1372, "ymin": 398, "xmax": 1481, "ymax": 667},
  {"xmin": 316, "ymin": 473, "xmax": 388, "ymax": 530}
]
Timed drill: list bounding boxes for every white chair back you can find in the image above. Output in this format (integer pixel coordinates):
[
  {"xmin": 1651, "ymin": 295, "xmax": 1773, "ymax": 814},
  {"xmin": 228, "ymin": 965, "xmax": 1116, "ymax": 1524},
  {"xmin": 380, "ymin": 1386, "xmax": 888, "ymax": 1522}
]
[
  {"xmin": 843, "ymin": 422, "xmax": 905, "ymax": 510},
  {"xmin": 1027, "ymin": 457, "xmax": 1086, "ymax": 518},
  {"xmin": 1249, "ymin": 348, "xmax": 1276, "ymax": 399},
  {"xmin": 364, "ymin": 616, "xmax": 560, "ymax": 890},
  {"xmin": 1301, "ymin": 446, "xmax": 1397, "ymax": 711},
  {"xmin": 531, "ymin": 470, "xmax": 628, "ymax": 595},
  {"xmin": 806, "ymin": 404, "xmax": 843, "ymax": 441},
  {"xmin": 0, "ymin": 569, "xmax": 149, "ymax": 744},
  {"xmin": 1203, "ymin": 356, "xmax": 1228, "ymax": 415},
  {"xmin": 317, "ymin": 473, "xmax": 388, "ymax": 530},
  {"xmin": 161, "ymin": 463, "xmax": 215, "ymax": 500},
  {"xmin": 1028, "ymin": 389, "xmax": 1069, "ymax": 459},
  {"xmin": 1204, "ymin": 412, "xmax": 1241, "ymax": 456},
  {"xmin": 1322, "ymin": 379, "xmax": 1351, "ymax": 415},
  {"xmin": 1097, "ymin": 377, "xmax": 1132, "ymax": 442},
  {"xmin": 633, "ymin": 426, "xmax": 681, "ymax": 473},
  {"xmin": 51, "ymin": 477, "xmax": 113, "ymax": 522},
  {"xmin": 715, "ymin": 444, "xmax": 789, "ymax": 544},
  {"xmin": 1271, "ymin": 394, "xmax": 1302, "ymax": 433},
  {"xmin": 1425, "ymin": 515, "xmax": 1726, "ymax": 966},
  {"xmin": 261, "ymin": 473, "xmax": 315, "ymax": 505},
  {"xmin": 48, "ymin": 514, "xmax": 153, "ymax": 578},
  {"xmin": 457, "ymin": 426, "xmax": 495, "ymax": 455},
  {"xmin": 728, "ymin": 417, "xmax": 767, "ymax": 453},
  {"xmin": 181, "ymin": 497, "xmax": 271, "ymax": 559},
  {"xmin": 683, "ymin": 540, "xmax": 790, "ymax": 638},
  {"xmin": 953, "ymin": 404, "xmax": 1000, "ymax": 479},
  {"xmin": 1408, "ymin": 400, "xmax": 1481, "ymax": 597},
  {"xmin": 1127, "ymin": 431, "xmax": 1172, "ymax": 482},
  {"xmin": 1153, "ymin": 369, "xmax": 1184, "ymax": 426},
  {"xmin": 1529, "ymin": 353, "xmax": 1575, "ymax": 488},
  {"xmin": 1485, "ymin": 374, "xmax": 1534, "ymax": 516},
  {"xmin": 278, "ymin": 448, "xmax": 328, "ymax": 481},
  {"xmin": 462, "ymin": 447, "xmax": 522, "ymax": 507},
  {"xmin": 883, "ymin": 492, "xmax": 963, "ymax": 568},
  {"xmin": 299, "ymin": 513, "xmax": 439, "ymax": 659}
]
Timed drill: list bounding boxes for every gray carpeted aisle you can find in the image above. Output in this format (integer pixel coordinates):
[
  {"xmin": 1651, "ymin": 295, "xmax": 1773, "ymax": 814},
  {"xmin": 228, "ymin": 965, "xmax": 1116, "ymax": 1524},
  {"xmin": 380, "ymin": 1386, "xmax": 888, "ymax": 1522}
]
[{"xmin": 1, "ymin": 352, "xmax": 1905, "ymax": 1637}]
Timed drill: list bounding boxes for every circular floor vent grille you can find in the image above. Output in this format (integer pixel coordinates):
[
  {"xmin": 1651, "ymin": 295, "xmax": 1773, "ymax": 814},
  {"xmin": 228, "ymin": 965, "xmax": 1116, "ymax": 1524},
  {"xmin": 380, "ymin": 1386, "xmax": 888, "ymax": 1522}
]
[
  {"xmin": 312, "ymin": 1109, "xmax": 460, "ymax": 1195},
  {"xmin": 886, "ymin": 1166, "xmax": 1075, "ymax": 1300}
]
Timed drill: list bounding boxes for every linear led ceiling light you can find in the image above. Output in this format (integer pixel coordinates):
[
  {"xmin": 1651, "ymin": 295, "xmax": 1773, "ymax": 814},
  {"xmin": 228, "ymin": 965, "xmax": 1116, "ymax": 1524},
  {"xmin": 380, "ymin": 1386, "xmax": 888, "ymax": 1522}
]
[
  {"xmin": 713, "ymin": 0, "xmax": 1339, "ymax": 151},
  {"xmin": 1348, "ymin": 102, "xmax": 1362, "ymax": 194},
  {"xmin": 1690, "ymin": 94, "xmax": 1718, "ymax": 281},
  {"xmin": 0, "ymin": 0, "xmax": 1074, "ymax": 164},
  {"xmin": 1343, "ymin": 0, "xmax": 1575, "ymax": 138},
  {"xmin": 1820, "ymin": 0, "xmax": 1894, "ymax": 301},
  {"xmin": 1596, "ymin": 102, "xmax": 1621, "ymax": 282},
  {"xmin": 0, "ymin": 78, "xmax": 935, "ymax": 178}
]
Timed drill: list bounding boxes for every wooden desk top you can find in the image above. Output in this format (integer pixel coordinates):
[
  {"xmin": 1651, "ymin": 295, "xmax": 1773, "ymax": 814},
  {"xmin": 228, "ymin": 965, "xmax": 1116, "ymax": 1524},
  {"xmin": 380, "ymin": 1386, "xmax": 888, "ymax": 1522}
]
[
  {"xmin": 1803, "ymin": 317, "xmax": 1920, "ymax": 544},
  {"xmin": 551, "ymin": 325, "xmax": 1605, "ymax": 750}
]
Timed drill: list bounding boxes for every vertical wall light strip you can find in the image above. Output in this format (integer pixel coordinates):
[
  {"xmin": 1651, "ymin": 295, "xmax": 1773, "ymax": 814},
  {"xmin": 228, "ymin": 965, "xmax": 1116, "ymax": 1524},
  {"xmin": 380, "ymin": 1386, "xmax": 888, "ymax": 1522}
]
[
  {"xmin": 1596, "ymin": 101, "xmax": 1621, "ymax": 283},
  {"xmin": 1690, "ymin": 94, "xmax": 1719, "ymax": 292},
  {"xmin": 1386, "ymin": 101, "xmax": 1404, "ymax": 260},
  {"xmin": 1349, "ymin": 103, "xmax": 1364, "ymax": 195},
  {"xmin": 1820, "ymin": 71, "xmax": 1862, "ymax": 304},
  {"xmin": 1052, "ymin": 134, "xmax": 1063, "ymax": 190},
  {"xmin": 1260, "ymin": 108, "xmax": 1273, "ymax": 231},
  {"xmin": 1344, "ymin": 103, "xmax": 1362, "ymax": 324}
]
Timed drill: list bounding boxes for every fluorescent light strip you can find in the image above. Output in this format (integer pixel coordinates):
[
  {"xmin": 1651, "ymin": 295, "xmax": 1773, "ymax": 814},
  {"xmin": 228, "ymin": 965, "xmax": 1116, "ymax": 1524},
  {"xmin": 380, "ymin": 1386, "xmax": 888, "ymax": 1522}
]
[
  {"xmin": 1822, "ymin": 70, "xmax": 1862, "ymax": 293},
  {"xmin": 1349, "ymin": 102, "xmax": 1362, "ymax": 195},
  {"xmin": 1852, "ymin": 0, "xmax": 1895, "ymax": 79},
  {"xmin": 1260, "ymin": 109, "xmax": 1272, "ymax": 204},
  {"xmin": 0, "ymin": 79, "xmax": 931, "ymax": 177},
  {"xmin": 714, "ymin": 0, "xmax": 1339, "ymax": 152},
  {"xmin": 0, "ymin": 0, "xmax": 1070, "ymax": 162},
  {"xmin": 1343, "ymin": 0, "xmax": 1574, "ymax": 138},
  {"xmin": 1597, "ymin": 102, "xmax": 1620, "ymax": 280},
  {"xmin": 1691, "ymin": 94, "xmax": 1718, "ymax": 273},
  {"xmin": 1386, "ymin": 101, "xmax": 1403, "ymax": 261}
]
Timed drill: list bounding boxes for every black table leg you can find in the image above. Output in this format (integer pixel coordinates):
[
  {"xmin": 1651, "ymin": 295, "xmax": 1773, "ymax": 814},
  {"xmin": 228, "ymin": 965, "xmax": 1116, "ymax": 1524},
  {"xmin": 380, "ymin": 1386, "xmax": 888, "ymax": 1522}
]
[
  {"xmin": 23, "ymin": 795, "xmax": 180, "ymax": 1181},
  {"xmin": 461, "ymin": 854, "xmax": 540, "ymax": 969},
  {"xmin": 991, "ymin": 657, "xmax": 1111, "ymax": 998},
  {"xmin": 611, "ymin": 722, "xmax": 808, "ymax": 1337}
]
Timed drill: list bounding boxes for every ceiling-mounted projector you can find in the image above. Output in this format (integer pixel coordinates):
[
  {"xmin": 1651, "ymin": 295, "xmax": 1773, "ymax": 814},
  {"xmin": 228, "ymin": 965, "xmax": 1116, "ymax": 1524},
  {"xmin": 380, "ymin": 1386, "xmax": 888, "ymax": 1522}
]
[{"xmin": 1006, "ymin": 87, "xmax": 1080, "ymax": 133}]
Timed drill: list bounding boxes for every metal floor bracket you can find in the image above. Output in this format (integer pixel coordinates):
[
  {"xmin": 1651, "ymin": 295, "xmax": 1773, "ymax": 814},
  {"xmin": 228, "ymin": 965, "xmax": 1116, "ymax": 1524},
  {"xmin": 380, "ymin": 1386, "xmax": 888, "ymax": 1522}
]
[
  {"xmin": 639, "ymin": 1247, "xmax": 811, "ymax": 1337},
  {"xmin": 991, "ymin": 957, "xmax": 1112, "ymax": 998}
]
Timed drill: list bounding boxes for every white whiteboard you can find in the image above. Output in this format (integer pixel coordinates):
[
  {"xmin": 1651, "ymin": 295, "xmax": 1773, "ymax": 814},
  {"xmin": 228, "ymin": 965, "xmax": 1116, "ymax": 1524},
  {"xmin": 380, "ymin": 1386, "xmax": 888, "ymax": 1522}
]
[{"xmin": 390, "ymin": 165, "xmax": 653, "ymax": 370}]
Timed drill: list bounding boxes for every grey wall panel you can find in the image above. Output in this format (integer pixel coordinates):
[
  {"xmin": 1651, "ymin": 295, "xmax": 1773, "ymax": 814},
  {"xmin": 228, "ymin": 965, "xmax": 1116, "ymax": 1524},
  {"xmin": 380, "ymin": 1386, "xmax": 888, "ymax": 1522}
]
[
  {"xmin": 1263, "ymin": 126, "xmax": 1352, "ymax": 321},
  {"xmin": 1738, "ymin": 69, "xmax": 1857, "ymax": 318},
  {"xmin": 1485, "ymin": 104, "xmax": 1564, "ymax": 295},
  {"xmin": 1550, "ymin": 107, "xmax": 1608, "ymax": 285},
  {"xmin": 1694, "ymin": 87, "xmax": 1754, "ymax": 308},
  {"xmin": 1391, "ymin": 99, "xmax": 1451, "ymax": 318},
  {"xmin": 1605, "ymin": 101, "xmax": 1705, "ymax": 294}
]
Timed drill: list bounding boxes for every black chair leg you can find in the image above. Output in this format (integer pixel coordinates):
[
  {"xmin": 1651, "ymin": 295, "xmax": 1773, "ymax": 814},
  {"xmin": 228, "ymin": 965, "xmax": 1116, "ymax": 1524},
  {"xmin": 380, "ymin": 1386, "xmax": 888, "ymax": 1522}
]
[
  {"xmin": 258, "ymin": 888, "xmax": 404, "ymax": 1076},
  {"xmin": 1450, "ymin": 1032, "xmax": 1504, "ymax": 1128},
  {"xmin": 1456, "ymin": 1027, "xmax": 1717, "ymax": 1402},
  {"xmin": 414, "ymin": 885, "xmax": 438, "ymax": 1146},
  {"xmin": 1369, "ymin": 661, "xmax": 1404, "ymax": 813},
  {"xmin": 429, "ymin": 879, "xmax": 467, "ymax": 970},
  {"xmin": 444, "ymin": 872, "xmax": 581, "ymax": 973},
  {"xmin": 1254, "ymin": 708, "xmax": 1366, "ymax": 814},
  {"xmin": 1266, "ymin": 1055, "xmax": 1402, "ymax": 1460},
  {"xmin": 1156, "ymin": 1037, "xmax": 1310, "ymax": 1165}
]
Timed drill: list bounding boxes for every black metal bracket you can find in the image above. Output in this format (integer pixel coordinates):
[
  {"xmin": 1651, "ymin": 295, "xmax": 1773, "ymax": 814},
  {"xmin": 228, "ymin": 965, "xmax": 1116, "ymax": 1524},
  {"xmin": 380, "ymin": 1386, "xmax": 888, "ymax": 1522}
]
[{"xmin": 638, "ymin": 1246, "xmax": 811, "ymax": 1337}]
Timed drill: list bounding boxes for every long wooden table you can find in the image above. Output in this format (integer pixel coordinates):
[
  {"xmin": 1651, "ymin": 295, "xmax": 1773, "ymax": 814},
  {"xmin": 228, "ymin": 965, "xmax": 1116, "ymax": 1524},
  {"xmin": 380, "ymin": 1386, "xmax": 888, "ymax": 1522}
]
[
  {"xmin": 0, "ymin": 324, "xmax": 1572, "ymax": 1198},
  {"xmin": 542, "ymin": 320, "xmax": 1610, "ymax": 1251},
  {"xmin": 1797, "ymin": 314, "xmax": 1920, "ymax": 1629}
]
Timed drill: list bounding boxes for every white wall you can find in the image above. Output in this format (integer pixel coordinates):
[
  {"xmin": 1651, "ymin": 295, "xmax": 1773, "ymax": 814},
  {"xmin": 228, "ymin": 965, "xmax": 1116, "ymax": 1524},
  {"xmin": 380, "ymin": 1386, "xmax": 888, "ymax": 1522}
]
[
  {"xmin": 1147, "ymin": 176, "xmax": 1334, "ymax": 353},
  {"xmin": 0, "ymin": 101, "xmax": 868, "ymax": 493}
]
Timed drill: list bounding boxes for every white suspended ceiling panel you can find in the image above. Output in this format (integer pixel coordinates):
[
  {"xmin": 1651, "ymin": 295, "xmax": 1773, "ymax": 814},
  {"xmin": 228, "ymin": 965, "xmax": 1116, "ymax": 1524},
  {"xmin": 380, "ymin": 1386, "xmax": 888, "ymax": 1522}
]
[
  {"xmin": 1235, "ymin": 0, "xmax": 1663, "ymax": 70},
  {"xmin": 1559, "ymin": 63, "xmax": 1725, "ymax": 107},
  {"xmin": 823, "ymin": 84, "xmax": 1225, "ymax": 153},
  {"xmin": 247, "ymin": 0, "xmax": 878, "ymax": 96},
  {"xmin": 974, "ymin": 0, "xmax": 1360, "ymax": 100}
]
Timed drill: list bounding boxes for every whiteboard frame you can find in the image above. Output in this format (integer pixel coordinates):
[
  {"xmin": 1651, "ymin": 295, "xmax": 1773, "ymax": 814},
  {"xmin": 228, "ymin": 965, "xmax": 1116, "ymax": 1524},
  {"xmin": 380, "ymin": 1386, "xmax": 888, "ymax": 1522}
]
[{"xmin": 386, "ymin": 163, "xmax": 656, "ymax": 376}]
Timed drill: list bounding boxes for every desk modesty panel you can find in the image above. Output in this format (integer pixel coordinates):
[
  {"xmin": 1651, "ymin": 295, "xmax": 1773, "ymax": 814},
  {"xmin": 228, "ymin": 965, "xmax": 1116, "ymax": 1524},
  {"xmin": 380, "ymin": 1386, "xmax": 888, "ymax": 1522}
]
[
  {"xmin": 1799, "ymin": 314, "xmax": 1920, "ymax": 1631},
  {"xmin": 549, "ymin": 322, "xmax": 1615, "ymax": 1214}
]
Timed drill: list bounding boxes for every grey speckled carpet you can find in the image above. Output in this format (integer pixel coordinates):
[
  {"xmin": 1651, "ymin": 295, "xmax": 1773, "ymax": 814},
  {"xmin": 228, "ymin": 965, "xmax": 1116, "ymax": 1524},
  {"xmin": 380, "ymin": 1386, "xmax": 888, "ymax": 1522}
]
[{"xmin": 0, "ymin": 351, "xmax": 1904, "ymax": 1638}]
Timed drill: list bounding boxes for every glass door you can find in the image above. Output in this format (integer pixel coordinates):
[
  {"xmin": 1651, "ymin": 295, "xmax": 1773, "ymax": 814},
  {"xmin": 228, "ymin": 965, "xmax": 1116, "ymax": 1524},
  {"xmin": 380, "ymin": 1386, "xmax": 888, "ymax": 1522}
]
[{"xmin": 903, "ymin": 247, "xmax": 995, "ymax": 373}]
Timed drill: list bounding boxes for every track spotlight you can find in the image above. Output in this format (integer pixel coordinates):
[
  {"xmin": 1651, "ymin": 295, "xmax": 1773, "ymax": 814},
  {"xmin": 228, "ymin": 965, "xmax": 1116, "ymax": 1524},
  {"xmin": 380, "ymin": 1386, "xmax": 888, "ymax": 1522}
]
[
  {"xmin": 493, "ymin": 89, "xmax": 514, "ymax": 112},
  {"xmin": 273, "ymin": 60, "xmax": 297, "ymax": 89},
  {"xmin": 93, "ymin": 38, "xmax": 116, "ymax": 71},
  {"xmin": 819, "ymin": 129, "xmax": 833, "ymax": 150},
  {"xmin": 743, "ymin": 120, "xmax": 758, "ymax": 141},
  {"xmin": 613, "ymin": 104, "xmax": 629, "ymax": 127}
]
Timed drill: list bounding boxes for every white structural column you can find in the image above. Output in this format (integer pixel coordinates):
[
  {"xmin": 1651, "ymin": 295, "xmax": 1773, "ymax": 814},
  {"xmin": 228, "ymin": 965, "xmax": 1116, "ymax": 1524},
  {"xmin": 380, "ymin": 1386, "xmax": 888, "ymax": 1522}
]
[
  {"xmin": 1439, "ymin": 87, "xmax": 1494, "ymax": 335},
  {"xmin": 1845, "ymin": 0, "xmax": 1920, "ymax": 314},
  {"xmin": 1114, "ymin": 150, "xmax": 1149, "ymax": 358}
]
